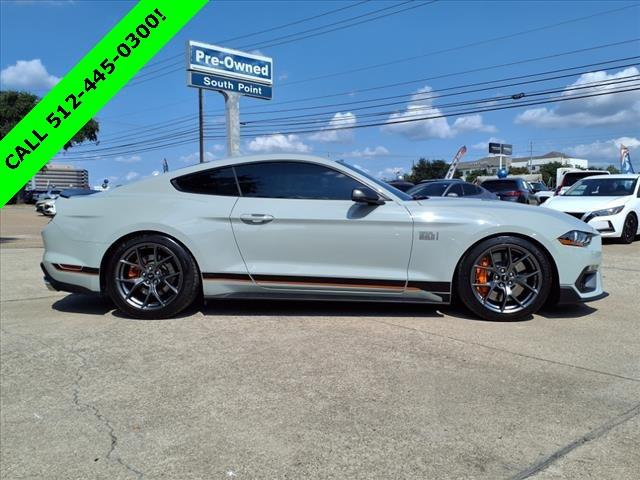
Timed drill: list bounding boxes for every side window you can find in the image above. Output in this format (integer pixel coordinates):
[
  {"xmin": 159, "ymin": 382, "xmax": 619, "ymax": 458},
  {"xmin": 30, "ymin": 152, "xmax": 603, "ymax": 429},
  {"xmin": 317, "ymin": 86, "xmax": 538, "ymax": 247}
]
[
  {"xmin": 171, "ymin": 167, "xmax": 239, "ymax": 196},
  {"xmin": 462, "ymin": 183, "xmax": 480, "ymax": 196},
  {"xmin": 234, "ymin": 161, "xmax": 365, "ymax": 200},
  {"xmin": 447, "ymin": 183, "xmax": 464, "ymax": 196}
]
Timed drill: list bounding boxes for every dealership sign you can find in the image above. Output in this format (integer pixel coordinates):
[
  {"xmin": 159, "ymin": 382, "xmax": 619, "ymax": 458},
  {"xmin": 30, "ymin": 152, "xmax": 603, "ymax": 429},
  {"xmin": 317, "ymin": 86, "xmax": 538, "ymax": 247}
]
[
  {"xmin": 187, "ymin": 41, "xmax": 273, "ymax": 99},
  {"xmin": 489, "ymin": 142, "xmax": 512, "ymax": 155},
  {"xmin": 188, "ymin": 71, "xmax": 272, "ymax": 100}
]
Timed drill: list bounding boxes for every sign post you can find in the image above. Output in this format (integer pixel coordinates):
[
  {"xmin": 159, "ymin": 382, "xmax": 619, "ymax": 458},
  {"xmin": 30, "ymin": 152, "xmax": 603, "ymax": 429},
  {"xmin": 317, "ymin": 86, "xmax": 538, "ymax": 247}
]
[
  {"xmin": 489, "ymin": 143, "xmax": 513, "ymax": 171},
  {"xmin": 186, "ymin": 41, "xmax": 273, "ymax": 158}
]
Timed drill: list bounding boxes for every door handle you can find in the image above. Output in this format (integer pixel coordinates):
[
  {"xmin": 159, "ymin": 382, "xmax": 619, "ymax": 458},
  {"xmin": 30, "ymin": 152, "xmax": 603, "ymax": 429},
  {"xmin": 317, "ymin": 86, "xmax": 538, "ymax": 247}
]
[{"xmin": 240, "ymin": 214, "xmax": 274, "ymax": 225}]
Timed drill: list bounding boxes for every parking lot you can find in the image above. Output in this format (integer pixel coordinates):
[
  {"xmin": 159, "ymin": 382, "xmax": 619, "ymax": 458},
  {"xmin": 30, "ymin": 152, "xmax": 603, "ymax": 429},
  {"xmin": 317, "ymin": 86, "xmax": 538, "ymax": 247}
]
[{"xmin": 1, "ymin": 204, "xmax": 639, "ymax": 479}]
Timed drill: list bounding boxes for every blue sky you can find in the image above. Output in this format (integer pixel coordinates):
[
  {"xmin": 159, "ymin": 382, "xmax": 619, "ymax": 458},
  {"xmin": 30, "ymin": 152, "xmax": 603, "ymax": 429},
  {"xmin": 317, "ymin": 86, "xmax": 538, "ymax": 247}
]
[{"xmin": 1, "ymin": 0, "xmax": 639, "ymax": 186}]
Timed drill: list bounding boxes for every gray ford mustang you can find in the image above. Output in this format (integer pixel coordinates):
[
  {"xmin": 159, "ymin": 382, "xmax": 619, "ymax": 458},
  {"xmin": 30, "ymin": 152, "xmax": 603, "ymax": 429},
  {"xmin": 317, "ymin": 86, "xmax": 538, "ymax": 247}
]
[{"xmin": 42, "ymin": 154, "xmax": 605, "ymax": 321}]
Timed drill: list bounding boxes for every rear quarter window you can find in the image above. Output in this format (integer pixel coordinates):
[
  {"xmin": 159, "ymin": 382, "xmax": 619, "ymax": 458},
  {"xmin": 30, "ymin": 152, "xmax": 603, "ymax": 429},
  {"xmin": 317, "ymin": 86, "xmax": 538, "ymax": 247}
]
[{"xmin": 171, "ymin": 167, "xmax": 239, "ymax": 196}]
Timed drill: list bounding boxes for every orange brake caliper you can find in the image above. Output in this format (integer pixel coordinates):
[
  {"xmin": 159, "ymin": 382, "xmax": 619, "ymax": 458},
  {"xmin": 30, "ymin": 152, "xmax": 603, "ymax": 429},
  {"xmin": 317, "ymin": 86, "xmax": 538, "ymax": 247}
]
[
  {"xmin": 475, "ymin": 256, "xmax": 491, "ymax": 297},
  {"xmin": 127, "ymin": 266, "xmax": 140, "ymax": 279}
]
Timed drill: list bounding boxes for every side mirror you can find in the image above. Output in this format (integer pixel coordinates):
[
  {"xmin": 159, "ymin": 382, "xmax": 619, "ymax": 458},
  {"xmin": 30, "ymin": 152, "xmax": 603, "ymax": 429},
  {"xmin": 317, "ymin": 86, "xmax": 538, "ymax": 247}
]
[{"xmin": 352, "ymin": 187, "xmax": 385, "ymax": 205}]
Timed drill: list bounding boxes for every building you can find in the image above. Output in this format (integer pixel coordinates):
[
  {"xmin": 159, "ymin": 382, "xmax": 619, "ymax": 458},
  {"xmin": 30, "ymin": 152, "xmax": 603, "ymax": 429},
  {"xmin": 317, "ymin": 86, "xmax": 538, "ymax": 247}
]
[
  {"xmin": 510, "ymin": 151, "xmax": 588, "ymax": 173},
  {"xmin": 457, "ymin": 151, "xmax": 588, "ymax": 177},
  {"xmin": 28, "ymin": 164, "xmax": 89, "ymax": 191}
]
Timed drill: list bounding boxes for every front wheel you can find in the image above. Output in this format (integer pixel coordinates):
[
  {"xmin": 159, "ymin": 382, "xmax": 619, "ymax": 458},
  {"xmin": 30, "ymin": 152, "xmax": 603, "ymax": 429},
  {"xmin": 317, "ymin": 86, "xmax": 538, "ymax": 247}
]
[
  {"xmin": 620, "ymin": 214, "xmax": 637, "ymax": 244},
  {"xmin": 106, "ymin": 234, "xmax": 200, "ymax": 319},
  {"xmin": 456, "ymin": 236, "xmax": 552, "ymax": 321}
]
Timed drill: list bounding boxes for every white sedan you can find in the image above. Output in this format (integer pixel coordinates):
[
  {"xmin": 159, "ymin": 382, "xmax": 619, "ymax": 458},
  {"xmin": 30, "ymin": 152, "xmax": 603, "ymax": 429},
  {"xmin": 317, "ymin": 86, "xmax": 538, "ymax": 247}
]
[
  {"xmin": 544, "ymin": 174, "xmax": 639, "ymax": 244},
  {"xmin": 41, "ymin": 154, "xmax": 605, "ymax": 320}
]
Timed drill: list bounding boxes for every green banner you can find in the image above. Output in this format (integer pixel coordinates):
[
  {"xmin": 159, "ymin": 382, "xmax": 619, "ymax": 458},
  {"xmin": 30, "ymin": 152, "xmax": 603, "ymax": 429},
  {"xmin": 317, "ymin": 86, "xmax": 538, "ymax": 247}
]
[{"xmin": 0, "ymin": 0, "xmax": 208, "ymax": 207}]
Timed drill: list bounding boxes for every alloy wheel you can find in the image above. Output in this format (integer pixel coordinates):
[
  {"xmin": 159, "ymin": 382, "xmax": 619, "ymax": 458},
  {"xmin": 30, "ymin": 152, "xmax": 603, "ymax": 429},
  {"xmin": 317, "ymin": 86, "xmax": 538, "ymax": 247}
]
[
  {"xmin": 115, "ymin": 243, "xmax": 183, "ymax": 311},
  {"xmin": 470, "ymin": 244, "xmax": 543, "ymax": 314}
]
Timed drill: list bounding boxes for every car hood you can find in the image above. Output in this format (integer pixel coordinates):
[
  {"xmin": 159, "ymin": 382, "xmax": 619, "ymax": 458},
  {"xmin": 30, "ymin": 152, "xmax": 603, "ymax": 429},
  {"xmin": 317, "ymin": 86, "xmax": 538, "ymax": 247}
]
[{"xmin": 544, "ymin": 196, "xmax": 629, "ymax": 213}]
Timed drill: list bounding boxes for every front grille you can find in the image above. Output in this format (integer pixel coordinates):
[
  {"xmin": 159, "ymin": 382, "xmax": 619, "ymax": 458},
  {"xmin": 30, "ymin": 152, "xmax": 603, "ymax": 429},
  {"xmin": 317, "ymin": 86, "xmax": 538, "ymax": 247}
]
[{"xmin": 566, "ymin": 212, "xmax": 585, "ymax": 220}]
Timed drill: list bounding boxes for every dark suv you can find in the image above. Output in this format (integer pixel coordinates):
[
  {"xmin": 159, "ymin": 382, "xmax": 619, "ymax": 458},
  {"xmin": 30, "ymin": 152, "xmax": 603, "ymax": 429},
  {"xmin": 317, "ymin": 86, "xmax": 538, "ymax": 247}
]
[{"xmin": 480, "ymin": 178, "xmax": 539, "ymax": 205}]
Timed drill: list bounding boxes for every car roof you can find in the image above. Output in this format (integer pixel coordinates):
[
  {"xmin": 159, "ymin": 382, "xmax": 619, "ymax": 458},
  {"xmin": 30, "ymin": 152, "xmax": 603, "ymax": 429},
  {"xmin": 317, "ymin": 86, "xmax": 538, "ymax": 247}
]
[{"xmin": 593, "ymin": 173, "xmax": 639, "ymax": 179}]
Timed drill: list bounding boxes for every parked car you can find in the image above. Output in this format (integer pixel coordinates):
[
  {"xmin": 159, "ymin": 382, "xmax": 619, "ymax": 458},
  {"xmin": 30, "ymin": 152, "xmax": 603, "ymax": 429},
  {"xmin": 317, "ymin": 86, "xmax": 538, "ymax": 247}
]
[
  {"xmin": 555, "ymin": 169, "xmax": 609, "ymax": 195},
  {"xmin": 480, "ymin": 178, "xmax": 539, "ymax": 205},
  {"xmin": 42, "ymin": 154, "xmax": 604, "ymax": 321},
  {"xmin": 36, "ymin": 189, "xmax": 62, "ymax": 202},
  {"xmin": 386, "ymin": 180, "xmax": 415, "ymax": 192},
  {"xmin": 38, "ymin": 190, "xmax": 100, "ymax": 216},
  {"xmin": 407, "ymin": 179, "xmax": 498, "ymax": 200},
  {"xmin": 544, "ymin": 174, "xmax": 639, "ymax": 243},
  {"xmin": 40, "ymin": 199, "xmax": 57, "ymax": 217},
  {"xmin": 529, "ymin": 181, "xmax": 553, "ymax": 204}
]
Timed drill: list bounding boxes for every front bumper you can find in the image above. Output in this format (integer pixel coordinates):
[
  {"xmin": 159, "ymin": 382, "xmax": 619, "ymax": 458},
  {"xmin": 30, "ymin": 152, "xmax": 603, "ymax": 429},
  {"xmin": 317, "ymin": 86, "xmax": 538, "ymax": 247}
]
[{"xmin": 584, "ymin": 213, "xmax": 625, "ymax": 238}]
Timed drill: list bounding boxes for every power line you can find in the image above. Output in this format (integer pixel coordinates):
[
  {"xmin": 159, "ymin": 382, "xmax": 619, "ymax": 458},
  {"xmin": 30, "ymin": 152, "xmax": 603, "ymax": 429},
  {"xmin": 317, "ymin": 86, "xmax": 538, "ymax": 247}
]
[
  {"xmin": 60, "ymin": 84, "xmax": 638, "ymax": 160},
  {"xmin": 123, "ymin": 4, "xmax": 638, "ymax": 89},
  {"xmin": 83, "ymin": 59, "xmax": 639, "ymax": 147},
  {"xmin": 238, "ymin": 1, "xmax": 438, "ymax": 51}
]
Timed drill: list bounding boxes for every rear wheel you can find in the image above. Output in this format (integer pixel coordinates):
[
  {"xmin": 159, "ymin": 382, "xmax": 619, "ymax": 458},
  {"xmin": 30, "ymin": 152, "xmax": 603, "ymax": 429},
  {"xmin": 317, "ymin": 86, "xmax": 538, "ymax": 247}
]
[
  {"xmin": 620, "ymin": 213, "xmax": 637, "ymax": 244},
  {"xmin": 456, "ymin": 236, "xmax": 552, "ymax": 321},
  {"xmin": 106, "ymin": 235, "xmax": 200, "ymax": 319}
]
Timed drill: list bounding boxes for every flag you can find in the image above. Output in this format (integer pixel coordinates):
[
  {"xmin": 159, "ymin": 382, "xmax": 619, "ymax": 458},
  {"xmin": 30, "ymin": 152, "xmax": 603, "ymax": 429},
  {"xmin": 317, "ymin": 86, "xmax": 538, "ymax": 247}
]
[
  {"xmin": 620, "ymin": 145, "xmax": 635, "ymax": 174},
  {"xmin": 162, "ymin": 158, "xmax": 169, "ymax": 173}
]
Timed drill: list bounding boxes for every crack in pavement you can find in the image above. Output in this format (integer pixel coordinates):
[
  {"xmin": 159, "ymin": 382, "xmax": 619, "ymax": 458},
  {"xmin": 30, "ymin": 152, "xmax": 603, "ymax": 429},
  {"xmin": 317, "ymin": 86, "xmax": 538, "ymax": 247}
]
[
  {"xmin": 70, "ymin": 348, "xmax": 145, "ymax": 479},
  {"xmin": 1, "ymin": 325, "xmax": 144, "ymax": 479},
  {"xmin": 373, "ymin": 320, "xmax": 640, "ymax": 383},
  {"xmin": 509, "ymin": 403, "xmax": 640, "ymax": 479}
]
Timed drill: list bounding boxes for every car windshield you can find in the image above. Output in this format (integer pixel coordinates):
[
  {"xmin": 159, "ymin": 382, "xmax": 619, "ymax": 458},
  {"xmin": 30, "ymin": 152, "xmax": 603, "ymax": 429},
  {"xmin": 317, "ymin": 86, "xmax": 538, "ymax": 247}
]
[
  {"xmin": 481, "ymin": 180, "xmax": 519, "ymax": 192},
  {"xmin": 338, "ymin": 161, "xmax": 413, "ymax": 201},
  {"xmin": 564, "ymin": 178, "xmax": 637, "ymax": 197},
  {"xmin": 563, "ymin": 171, "xmax": 607, "ymax": 187},
  {"xmin": 407, "ymin": 182, "xmax": 449, "ymax": 198},
  {"xmin": 531, "ymin": 182, "xmax": 547, "ymax": 190}
]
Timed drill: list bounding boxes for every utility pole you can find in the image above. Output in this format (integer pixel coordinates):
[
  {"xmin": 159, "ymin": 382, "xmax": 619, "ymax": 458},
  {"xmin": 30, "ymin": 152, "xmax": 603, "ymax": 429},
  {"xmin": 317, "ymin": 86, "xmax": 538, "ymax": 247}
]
[
  {"xmin": 223, "ymin": 91, "xmax": 241, "ymax": 157},
  {"xmin": 198, "ymin": 88, "xmax": 205, "ymax": 163},
  {"xmin": 529, "ymin": 141, "xmax": 533, "ymax": 171}
]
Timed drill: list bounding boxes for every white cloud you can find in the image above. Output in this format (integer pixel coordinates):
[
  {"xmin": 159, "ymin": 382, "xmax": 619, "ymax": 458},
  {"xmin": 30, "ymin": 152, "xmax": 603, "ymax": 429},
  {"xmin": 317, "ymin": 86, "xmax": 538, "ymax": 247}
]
[
  {"xmin": 566, "ymin": 136, "xmax": 640, "ymax": 160},
  {"xmin": 381, "ymin": 86, "xmax": 495, "ymax": 140},
  {"xmin": 515, "ymin": 67, "xmax": 640, "ymax": 128},
  {"xmin": 125, "ymin": 171, "xmax": 139, "ymax": 182},
  {"xmin": 212, "ymin": 144, "xmax": 225, "ymax": 152},
  {"xmin": 377, "ymin": 167, "xmax": 405, "ymax": 180},
  {"xmin": 0, "ymin": 59, "xmax": 60, "ymax": 90},
  {"xmin": 179, "ymin": 151, "xmax": 216, "ymax": 164},
  {"xmin": 248, "ymin": 134, "xmax": 311, "ymax": 153},
  {"xmin": 150, "ymin": 170, "xmax": 161, "ymax": 177},
  {"xmin": 452, "ymin": 115, "xmax": 497, "ymax": 133},
  {"xmin": 342, "ymin": 146, "xmax": 390, "ymax": 158},
  {"xmin": 114, "ymin": 155, "xmax": 141, "ymax": 163},
  {"xmin": 472, "ymin": 136, "xmax": 506, "ymax": 150},
  {"xmin": 309, "ymin": 112, "xmax": 357, "ymax": 143}
]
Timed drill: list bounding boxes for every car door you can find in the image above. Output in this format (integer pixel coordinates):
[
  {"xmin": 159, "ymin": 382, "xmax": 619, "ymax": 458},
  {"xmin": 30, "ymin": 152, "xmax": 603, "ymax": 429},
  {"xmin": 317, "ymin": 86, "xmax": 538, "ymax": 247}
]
[{"xmin": 229, "ymin": 160, "xmax": 414, "ymax": 294}]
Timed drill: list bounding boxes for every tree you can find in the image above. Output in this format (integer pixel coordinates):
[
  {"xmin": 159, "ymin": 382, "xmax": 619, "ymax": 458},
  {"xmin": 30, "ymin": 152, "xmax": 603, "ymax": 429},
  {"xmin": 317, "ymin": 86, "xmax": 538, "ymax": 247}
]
[
  {"xmin": 606, "ymin": 165, "xmax": 621, "ymax": 174},
  {"xmin": 406, "ymin": 158, "xmax": 452, "ymax": 183},
  {"xmin": 1, "ymin": 90, "xmax": 100, "ymax": 201},
  {"xmin": 538, "ymin": 161, "xmax": 565, "ymax": 187},
  {"xmin": 508, "ymin": 166, "xmax": 530, "ymax": 176}
]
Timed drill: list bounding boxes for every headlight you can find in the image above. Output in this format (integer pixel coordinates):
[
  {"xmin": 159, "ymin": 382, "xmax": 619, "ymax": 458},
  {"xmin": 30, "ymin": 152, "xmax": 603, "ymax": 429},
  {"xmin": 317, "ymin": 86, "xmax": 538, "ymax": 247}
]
[
  {"xmin": 584, "ymin": 205, "xmax": 624, "ymax": 222},
  {"xmin": 558, "ymin": 230, "xmax": 595, "ymax": 247}
]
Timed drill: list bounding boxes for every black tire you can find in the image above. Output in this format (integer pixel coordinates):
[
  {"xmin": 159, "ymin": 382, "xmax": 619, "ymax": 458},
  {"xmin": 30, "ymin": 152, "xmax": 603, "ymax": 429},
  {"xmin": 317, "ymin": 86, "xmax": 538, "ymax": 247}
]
[
  {"xmin": 106, "ymin": 234, "xmax": 200, "ymax": 319},
  {"xmin": 620, "ymin": 213, "xmax": 637, "ymax": 244},
  {"xmin": 456, "ymin": 236, "xmax": 552, "ymax": 321}
]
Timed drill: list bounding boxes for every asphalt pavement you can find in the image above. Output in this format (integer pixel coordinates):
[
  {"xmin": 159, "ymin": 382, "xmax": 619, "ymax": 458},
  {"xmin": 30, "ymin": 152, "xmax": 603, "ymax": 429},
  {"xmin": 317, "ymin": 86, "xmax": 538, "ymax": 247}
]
[{"xmin": 1, "ymin": 205, "xmax": 639, "ymax": 479}]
